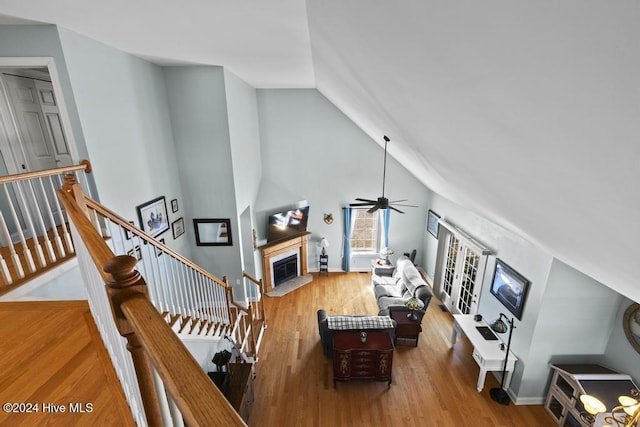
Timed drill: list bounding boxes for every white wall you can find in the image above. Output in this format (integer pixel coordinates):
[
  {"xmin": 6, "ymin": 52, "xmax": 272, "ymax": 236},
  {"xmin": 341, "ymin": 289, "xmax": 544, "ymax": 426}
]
[{"xmin": 256, "ymin": 89, "xmax": 430, "ymax": 271}]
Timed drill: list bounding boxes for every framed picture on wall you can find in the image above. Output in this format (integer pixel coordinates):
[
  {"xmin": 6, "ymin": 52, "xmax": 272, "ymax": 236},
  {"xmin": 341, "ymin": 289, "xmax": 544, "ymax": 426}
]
[
  {"xmin": 172, "ymin": 217, "xmax": 185, "ymax": 239},
  {"xmin": 136, "ymin": 196, "xmax": 169, "ymax": 238},
  {"xmin": 171, "ymin": 198, "xmax": 179, "ymax": 213},
  {"xmin": 427, "ymin": 209, "xmax": 440, "ymax": 238},
  {"xmin": 193, "ymin": 218, "xmax": 232, "ymax": 246}
]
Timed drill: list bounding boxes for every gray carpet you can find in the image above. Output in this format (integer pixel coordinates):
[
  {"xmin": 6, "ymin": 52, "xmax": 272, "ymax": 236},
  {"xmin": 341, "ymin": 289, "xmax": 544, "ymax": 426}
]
[{"xmin": 266, "ymin": 274, "xmax": 313, "ymax": 297}]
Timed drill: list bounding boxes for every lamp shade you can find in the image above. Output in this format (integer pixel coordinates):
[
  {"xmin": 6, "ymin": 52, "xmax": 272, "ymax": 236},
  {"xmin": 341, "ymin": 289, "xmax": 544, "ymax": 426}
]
[
  {"xmin": 380, "ymin": 247, "xmax": 394, "ymax": 256},
  {"xmin": 320, "ymin": 237, "xmax": 329, "ymax": 249},
  {"xmin": 580, "ymin": 394, "xmax": 606, "ymax": 415},
  {"xmin": 405, "ymin": 297, "xmax": 424, "ymax": 311}
]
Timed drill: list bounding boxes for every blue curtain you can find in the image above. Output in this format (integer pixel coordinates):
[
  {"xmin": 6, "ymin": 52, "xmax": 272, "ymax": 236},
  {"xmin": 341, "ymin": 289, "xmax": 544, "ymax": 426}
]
[
  {"xmin": 381, "ymin": 209, "xmax": 390, "ymax": 249},
  {"xmin": 342, "ymin": 207, "xmax": 353, "ymax": 271}
]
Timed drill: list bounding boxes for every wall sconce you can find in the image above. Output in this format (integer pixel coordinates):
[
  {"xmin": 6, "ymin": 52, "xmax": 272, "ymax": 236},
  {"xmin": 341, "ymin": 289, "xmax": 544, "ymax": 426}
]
[{"xmin": 324, "ymin": 213, "xmax": 333, "ymax": 224}]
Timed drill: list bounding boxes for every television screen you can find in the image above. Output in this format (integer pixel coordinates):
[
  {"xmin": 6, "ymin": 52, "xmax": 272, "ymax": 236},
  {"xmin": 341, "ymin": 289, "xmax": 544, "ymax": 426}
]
[
  {"xmin": 489, "ymin": 259, "xmax": 530, "ymax": 320},
  {"xmin": 267, "ymin": 206, "xmax": 309, "ymax": 243}
]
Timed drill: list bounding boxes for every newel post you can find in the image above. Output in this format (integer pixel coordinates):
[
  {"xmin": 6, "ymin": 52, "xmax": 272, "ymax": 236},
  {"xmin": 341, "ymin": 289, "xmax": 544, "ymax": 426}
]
[
  {"xmin": 61, "ymin": 173, "xmax": 89, "ymax": 217},
  {"xmin": 103, "ymin": 255, "xmax": 163, "ymax": 426}
]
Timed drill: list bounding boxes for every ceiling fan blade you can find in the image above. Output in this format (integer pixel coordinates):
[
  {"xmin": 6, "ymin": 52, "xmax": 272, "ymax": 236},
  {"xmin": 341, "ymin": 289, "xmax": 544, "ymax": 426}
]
[
  {"xmin": 390, "ymin": 203, "xmax": 418, "ymax": 208},
  {"xmin": 367, "ymin": 205, "xmax": 380, "ymax": 214},
  {"xmin": 355, "ymin": 198, "xmax": 377, "ymax": 203},
  {"xmin": 388, "ymin": 199, "xmax": 408, "ymax": 203},
  {"xmin": 350, "ymin": 202, "xmax": 376, "ymax": 207},
  {"xmin": 389, "ymin": 206, "xmax": 405, "ymax": 214}
]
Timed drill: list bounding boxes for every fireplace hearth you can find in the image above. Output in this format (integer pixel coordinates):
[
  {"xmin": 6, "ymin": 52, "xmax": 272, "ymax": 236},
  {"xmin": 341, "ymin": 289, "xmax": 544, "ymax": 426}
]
[{"xmin": 273, "ymin": 254, "xmax": 298, "ymax": 286}]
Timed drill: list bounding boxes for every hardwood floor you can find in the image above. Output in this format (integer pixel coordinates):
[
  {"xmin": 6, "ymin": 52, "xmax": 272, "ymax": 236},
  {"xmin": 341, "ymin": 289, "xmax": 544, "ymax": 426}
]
[
  {"xmin": 250, "ymin": 272, "xmax": 555, "ymax": 427},
  {"xmin": 0, "ymin": 301, "xmax": 135, "ymax": 426}
]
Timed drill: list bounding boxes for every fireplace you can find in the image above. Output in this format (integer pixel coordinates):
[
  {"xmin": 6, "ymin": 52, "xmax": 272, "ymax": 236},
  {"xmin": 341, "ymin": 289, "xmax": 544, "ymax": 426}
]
[
  {"xmin": 273, "ymin": 254, "xmax": 298, "ymax": 286},
  {"xmin": 259, "ymin": 232, "xmax": 310, "ymax": 293}
]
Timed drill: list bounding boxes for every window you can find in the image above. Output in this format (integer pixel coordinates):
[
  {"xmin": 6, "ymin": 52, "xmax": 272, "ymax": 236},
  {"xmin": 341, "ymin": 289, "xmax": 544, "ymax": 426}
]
[{"xmin": 350, "ymin": 210, "xmax": 380, "ymax": 252}]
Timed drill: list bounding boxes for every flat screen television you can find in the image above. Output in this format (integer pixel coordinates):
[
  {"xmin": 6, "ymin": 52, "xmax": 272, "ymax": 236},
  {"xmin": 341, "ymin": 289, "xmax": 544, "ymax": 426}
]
[
  {"xmin": 489, "ymin": 258, "xmax": 530, "ymax": 320},
  {"xmin": 266, "ymin": 206, "xmax": 310, "ymax": 243}
]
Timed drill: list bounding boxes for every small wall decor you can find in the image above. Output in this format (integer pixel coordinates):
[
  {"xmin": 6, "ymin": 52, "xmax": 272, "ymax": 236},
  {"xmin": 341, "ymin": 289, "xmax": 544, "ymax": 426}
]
[
  {"xmin": 324, "ymin": 213, "xmax": 334, "ymax": 224},
  {"xmin": 172, "ymin": 217, "xmax": 185, "ymax": 239},
  {"xmin": 194, "ymin": 218, "xmax": 232, "ymax": 246},
  {"xmin": 155, "ymin": 238, "xmax": 165, "ymax": 257},
  {"xmin": 623, "ymin": 303, "xmax": 640, "ymax": 354},
  {"xmin": 137, "ymin": 196, "xmax": 169, "ymax": 238},
  {"xmin": 427, "ymin": 209, "xmax": 440, "ymax": 238},
  {"xmin": 127, "ymin": 245, "xmax": 142, "ymax": 261},
  {"xmin": 125, "ymin": 220, "xmax": 135, "ymax": 240},
  {"xmin": 171, "ymin": 198, "xmax": 179, "ymax": 213}
]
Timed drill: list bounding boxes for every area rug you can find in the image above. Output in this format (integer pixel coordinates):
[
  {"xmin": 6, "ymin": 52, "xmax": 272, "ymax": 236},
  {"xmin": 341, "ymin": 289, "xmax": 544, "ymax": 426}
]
[{"xmin": 266, "ymin": 274, "xmax": 313, "ymax": 297}]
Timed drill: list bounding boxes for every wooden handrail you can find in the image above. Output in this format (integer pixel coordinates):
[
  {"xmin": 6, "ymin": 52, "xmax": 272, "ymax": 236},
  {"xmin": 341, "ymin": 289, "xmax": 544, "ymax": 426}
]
[
  {"xmin": 57, "ymin": 176, "xmax": 246, "ymax": 426},
  {"xmin": 242, "ymin": 271, "xmax": 261, "ymax": 286},
  {"xmin": 0, "ymin": 160, "xmax": 91, "ymax": 184},
  {"xmin": 84, "ymin": 197, "xmax": 228, "ymax": 288},
  {"xmin": 120, "ymin": 295, "xmax": 244, "ymax": 426}
]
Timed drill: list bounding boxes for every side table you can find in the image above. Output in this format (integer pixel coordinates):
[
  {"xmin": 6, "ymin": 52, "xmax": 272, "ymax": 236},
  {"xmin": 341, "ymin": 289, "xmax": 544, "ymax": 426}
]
[
  {"xmin": 319, "ymin": 254, "xmax": 328, "ymax": 275},
  {"xmin": 390, "ymin": 309, "xmax": 422, "ymax": 346},
  {"xmin": 371, "ymin": 259, "xmax": 394, "ymax": 277}
]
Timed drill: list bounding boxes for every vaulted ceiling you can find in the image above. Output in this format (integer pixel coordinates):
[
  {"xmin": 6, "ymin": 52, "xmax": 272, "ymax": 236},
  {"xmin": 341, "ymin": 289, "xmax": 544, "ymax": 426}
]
[{"xmin": 1, "ymin": 1, "xmax": 638, "ymax": 302}]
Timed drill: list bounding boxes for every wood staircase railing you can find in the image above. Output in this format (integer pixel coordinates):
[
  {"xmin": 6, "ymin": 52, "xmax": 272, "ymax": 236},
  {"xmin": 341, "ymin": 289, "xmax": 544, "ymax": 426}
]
[
  {"xmin": 58, "ymin": 170, "xmax": 247, "ymax": 426},
  {"xmin": 0, "ymin": 162, "xmax": 91, "ymax": 294}
]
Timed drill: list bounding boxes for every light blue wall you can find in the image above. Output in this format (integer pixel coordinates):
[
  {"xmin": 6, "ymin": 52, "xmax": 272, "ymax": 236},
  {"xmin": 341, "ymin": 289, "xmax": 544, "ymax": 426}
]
[
  {"xmin": 57, "ymin": 28, "xmax": 189, "ymax": 256},
  {"xmin": 256, "ymin": 89, "xmax": 430, "ymax": 270},
  {"xmin": 163, "ymin": 66, "xmax": 243, "ymax": 288},
  {"xmin": 423, "ymin": 191, "xmax": 639, "ymax": 401},
  {"xmin": 601, "ymin": 297, "xmax": 640, "ymax": 384}
]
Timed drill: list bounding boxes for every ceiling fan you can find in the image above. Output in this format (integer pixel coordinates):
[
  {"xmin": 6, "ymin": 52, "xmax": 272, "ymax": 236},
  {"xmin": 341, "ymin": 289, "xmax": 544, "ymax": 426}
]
[{"xmin": 350, "ymin": 135, "xmax": 416, "ymax": 214}]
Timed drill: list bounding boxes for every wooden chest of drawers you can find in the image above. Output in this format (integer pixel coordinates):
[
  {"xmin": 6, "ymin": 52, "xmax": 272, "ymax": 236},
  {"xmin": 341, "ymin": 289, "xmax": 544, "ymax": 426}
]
[{"xmin": 332, "ymin": 332, "xmax": 393, "ymax": 387}]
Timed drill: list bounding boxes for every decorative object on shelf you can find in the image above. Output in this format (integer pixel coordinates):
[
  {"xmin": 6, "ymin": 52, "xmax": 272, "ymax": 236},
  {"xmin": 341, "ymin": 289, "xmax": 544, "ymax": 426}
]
[
  {"xmin": 489, "ymin": 313, "xmax": 516, "ymax": 405},
  {"xmin": 623, "ymin": 303, "xmax": 640, "ymax": 354},
  {"xmin": 580, "ymin": 388, "xmax": 640, "ymax": 426},
  {"xmin": 171, "ymin": 198, "xmax": 179, "ymax": 213},
  {"xmin": 380, "ymin": 247, "xmax": 394, "ymax": 264},
  {"xmin": 405, "ymin": 297, "xmax": 425, "ymax": 321},
  {"xmin": 320, "ymin": 237, "xmax": 329, "ymax": 255},
  {"xmin": 136, "ymin": 196, "xmax": 170, "ymax": 238},
  {"xmin": 171, "ymin": 217, "xmax": 185, "ymax": 239},
  {"xmin": 324, "ymin": 213, "xmax": 334, "ymax": 224},
  {"xmin": 350, "ymin": 135, "xmax": 417, "ymax": 214},
  {"xmin": 427, "ymin": 209, "xmax": 440, "ymax": 238},
  {"xmin": 194, "ymin": 218, "xmax": 233, "ymax": 246}
]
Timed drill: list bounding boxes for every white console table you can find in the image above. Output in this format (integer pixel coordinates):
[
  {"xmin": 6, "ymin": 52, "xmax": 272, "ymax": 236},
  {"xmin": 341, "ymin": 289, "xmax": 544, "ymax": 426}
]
[{"xmin": 450, "ymin": 314, "xmax": 517, "ymax": 392}]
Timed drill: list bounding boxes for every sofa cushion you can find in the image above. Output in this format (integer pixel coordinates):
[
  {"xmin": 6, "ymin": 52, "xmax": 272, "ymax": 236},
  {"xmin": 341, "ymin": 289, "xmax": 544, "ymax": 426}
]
[
  {"xmin": 327, "ymin": 315, "xmax": 395, "ymax": 330},
  {"xmin": 374, "ymin": 283, "xmax": 404, "ymax": 299},
  {"xmin": 372, "ymin": 274, "xmax": 396, "ymax": 286}
]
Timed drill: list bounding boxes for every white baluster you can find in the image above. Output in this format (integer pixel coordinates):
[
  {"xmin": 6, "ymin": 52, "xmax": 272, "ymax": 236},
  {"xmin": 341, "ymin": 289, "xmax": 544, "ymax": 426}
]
[
  {"xmin": 4, "ymin": 183, "xmax": 35, "ymax": 273},
  {"xmin": 0, "ymin": 210, "xmax": 17, "ymax": 283},
  {"xmin": 52, "ymin": 175, "xmax": 74, "ymax": 253}
]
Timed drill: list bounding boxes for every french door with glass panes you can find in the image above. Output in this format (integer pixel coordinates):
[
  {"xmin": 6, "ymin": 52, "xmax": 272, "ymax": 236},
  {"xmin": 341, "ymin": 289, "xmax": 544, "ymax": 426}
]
[{"xmin": 439, "ymin": 227, "xmax": 490, "ymax": 315}]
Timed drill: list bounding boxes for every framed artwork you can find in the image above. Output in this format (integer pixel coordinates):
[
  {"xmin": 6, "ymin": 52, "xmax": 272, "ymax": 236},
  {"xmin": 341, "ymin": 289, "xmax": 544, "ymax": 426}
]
[
  {"xmin": 427, "ymin": 209, "xmax": 440, "ymax": 238},
  {"xmin": 489, "ymin": 259, "xmax": 530, "ymax": 320},
  {"xmin": 172, "ymin": 217, "xmax": 185, "ymax": 239},
  {"xmin": 193, "ymin": 218, "xmax": 232, "ymax": 246},
  {"xmin": 125, "ymin": 220, "xmax": 135, "ymax": 240},
  {"xmin": 623, "ymin": 303, "xmax": 640, "ymax": 354},
  {"xmin": 155, "ymin": 238, "xmax": 165, "ymax": 257},
  {"xmin": 171, "ymin": 198, "xmax": 179, "ymax": 213},
  {"xmin": 136, "ymin": 196, "xmax": 169, "ymax": 238},
  {"xmin": 127, "ymin": 245, "xmax": 142, "ymax": 261}
]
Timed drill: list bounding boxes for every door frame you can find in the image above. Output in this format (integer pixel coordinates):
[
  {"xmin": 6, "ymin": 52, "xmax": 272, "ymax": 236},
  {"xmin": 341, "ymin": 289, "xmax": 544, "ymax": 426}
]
[
  {"xmin": 0, "ymin": 57, "xmax": 79, "ymax": 174},
  {"xmin": 435, "ymin": 219, "xmax": 492, "ymax": 315}
]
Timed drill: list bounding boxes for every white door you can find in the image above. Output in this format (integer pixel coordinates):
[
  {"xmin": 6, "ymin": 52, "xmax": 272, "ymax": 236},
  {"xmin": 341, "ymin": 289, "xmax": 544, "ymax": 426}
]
[
  {"xmin": 439, "ymin": 226, "xmax": 489, "ymax": 315},
  {"xmin": 1, "ymin": 74, "xmax": 72, "ymax": 171}
]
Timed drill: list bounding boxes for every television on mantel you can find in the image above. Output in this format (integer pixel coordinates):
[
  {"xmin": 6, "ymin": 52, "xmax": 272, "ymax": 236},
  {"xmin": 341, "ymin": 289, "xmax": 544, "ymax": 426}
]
[{"xmin": 266, "ymin": 206, "xmax": 310, "ymax": 243}]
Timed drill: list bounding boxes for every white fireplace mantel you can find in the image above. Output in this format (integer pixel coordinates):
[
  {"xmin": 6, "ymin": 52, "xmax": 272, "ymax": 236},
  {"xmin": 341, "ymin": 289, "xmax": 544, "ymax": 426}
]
[{"xmin": 259, "ymin": 232, "xmax": 310, "ymax": 293}]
